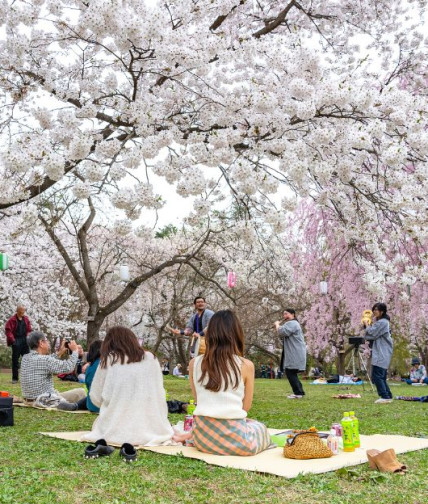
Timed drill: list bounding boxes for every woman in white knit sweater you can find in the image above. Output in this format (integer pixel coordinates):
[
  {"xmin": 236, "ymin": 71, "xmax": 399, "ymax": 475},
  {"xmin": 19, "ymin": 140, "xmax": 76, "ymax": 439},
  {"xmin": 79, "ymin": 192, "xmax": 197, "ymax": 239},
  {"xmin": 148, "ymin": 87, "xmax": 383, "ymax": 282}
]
[
  {"xmin": 173, "ymin": 310, "xmax": 270, "ymax": 455},
  {"xmin": 82, "ymin": 326, "xmax": 174, "ymax": 446}
]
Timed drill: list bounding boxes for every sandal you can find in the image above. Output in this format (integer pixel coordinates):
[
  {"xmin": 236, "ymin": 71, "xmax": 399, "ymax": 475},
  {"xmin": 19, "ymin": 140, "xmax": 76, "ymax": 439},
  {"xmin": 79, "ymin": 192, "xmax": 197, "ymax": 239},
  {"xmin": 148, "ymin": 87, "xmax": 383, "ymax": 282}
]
[
  {"xmin": 119, "ymin": 443, "xmax": 137, "ymax": 462},
  {"xmin": 366, "ymin": 449, "xmax": 407, "ymax": 474},
  {"xmin": 85, "ymin": 439, "xmax": 115, "ymax": 459}
]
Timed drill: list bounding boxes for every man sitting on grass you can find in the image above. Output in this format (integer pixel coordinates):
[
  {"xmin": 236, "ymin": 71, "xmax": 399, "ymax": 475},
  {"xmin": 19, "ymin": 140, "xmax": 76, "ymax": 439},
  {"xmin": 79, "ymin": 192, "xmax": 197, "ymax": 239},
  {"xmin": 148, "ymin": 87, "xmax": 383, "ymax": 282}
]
[
  {"xmin": 20, "ymin": 331, "xmax": 86, "ymax": 410},
  {"xmin": 405, "ymin": 357, "xmax": 428, "ymax": 385},
  {"xmin": 173, "ymin": 363, "xmax": 184, "ymax": 377}
]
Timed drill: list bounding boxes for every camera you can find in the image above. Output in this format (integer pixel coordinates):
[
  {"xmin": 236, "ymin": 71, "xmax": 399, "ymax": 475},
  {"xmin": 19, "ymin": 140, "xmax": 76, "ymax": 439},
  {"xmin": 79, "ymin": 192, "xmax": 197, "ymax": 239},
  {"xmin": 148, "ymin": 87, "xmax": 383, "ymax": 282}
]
[
  {"xmin": 64, "ymin": 336, "xmax": 72, "ymax": 348},
  {"xmin": 348, "ymin": 337, "xmax": 365, "ymax": 346}
]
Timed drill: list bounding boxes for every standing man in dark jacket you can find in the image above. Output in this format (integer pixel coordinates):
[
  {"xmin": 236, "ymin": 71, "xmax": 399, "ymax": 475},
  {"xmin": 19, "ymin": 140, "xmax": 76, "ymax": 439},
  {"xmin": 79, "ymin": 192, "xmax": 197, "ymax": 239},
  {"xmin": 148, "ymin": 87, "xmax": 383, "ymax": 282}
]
[
  {"xmin": 5, "ymin": 305, "xmax": 32, "ymax": 383},
  {"xmin": 169, "ymin": 297, "xmax": 214, "ymax": 357}
]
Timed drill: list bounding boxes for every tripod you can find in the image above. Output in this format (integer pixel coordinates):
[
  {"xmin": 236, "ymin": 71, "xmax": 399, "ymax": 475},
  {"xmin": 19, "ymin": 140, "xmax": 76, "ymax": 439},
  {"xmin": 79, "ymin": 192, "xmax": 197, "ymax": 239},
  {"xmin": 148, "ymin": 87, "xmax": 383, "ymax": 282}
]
[{"xmin": 345, "ymin": 344, "xmax": 375, "ymax": 392}]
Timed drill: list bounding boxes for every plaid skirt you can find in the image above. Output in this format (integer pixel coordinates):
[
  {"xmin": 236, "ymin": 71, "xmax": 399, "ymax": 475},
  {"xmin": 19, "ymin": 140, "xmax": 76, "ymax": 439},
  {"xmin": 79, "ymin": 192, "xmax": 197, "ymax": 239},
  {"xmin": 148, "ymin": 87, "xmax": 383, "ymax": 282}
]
[{"xmin": 191, "ymin": 416, "xmax": 271, "ymax": 456}]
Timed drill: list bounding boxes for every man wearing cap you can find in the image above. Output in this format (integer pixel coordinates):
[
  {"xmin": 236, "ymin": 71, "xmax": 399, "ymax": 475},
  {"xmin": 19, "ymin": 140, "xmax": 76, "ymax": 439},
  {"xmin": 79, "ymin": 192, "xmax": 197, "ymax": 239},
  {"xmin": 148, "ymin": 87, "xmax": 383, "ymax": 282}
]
[
  {"xmin": 5, "ymin": 305, "xmax": 32, "ymax": 384},
  {"xmin": 406, "ymin": 358, "xmax": 428, "ymax": 385}
]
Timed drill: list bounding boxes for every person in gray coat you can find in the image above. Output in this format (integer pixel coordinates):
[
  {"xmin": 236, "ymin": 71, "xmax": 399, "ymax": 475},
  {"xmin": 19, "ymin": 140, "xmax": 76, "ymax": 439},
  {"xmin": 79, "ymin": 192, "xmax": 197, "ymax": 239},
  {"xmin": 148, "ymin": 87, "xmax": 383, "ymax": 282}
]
[
  {"xmin": 275, "ymin": 308, "xmax": 306, "ymax": 399},
  {"xmin": 364, "ymin": 302, "xmax": 394, "ymax": 403}
]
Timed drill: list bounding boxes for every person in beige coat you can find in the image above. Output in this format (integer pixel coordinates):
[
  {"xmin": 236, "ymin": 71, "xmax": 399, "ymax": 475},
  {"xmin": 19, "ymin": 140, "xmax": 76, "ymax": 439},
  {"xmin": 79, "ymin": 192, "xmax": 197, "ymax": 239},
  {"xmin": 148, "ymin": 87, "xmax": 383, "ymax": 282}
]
[{"xmin": 82, "ymin": 326, "xmax": 174, "ymax": 446}]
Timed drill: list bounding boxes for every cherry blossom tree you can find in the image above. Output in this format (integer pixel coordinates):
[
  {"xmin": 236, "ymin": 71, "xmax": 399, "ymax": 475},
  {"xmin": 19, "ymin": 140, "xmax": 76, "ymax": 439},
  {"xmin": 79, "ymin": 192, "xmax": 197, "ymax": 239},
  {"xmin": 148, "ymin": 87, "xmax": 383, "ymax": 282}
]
[
  {"xmin": 0, "ymin": 216, "xmax": 85, "ymax": 343},
  {"xmin": 283, "ymin": 199, "xmax": 428, "ymax": 373},
  {"xmin": 109, "ymin": 217, "xmax": 295, "ymax": 367},
  {"xmin": 32, "ymin": 192, "xmax": 226, "ymax": 343},
  {"xmin": 1, "ymin": 0, "xmax": 427, "ymax": 361},
  {"xmin": 385, "ymin": 243, "xmax": 428, "ymax": 369},
  {"xmin": 0, "ymin": 0, "xmax": 426, "ymax": 275}
]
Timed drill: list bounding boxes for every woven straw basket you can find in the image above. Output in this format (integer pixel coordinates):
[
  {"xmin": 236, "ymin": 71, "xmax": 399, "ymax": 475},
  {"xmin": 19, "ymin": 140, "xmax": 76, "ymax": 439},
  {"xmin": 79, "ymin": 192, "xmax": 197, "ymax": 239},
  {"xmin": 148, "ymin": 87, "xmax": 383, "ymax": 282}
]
[{"xmin": 283, "ymin": 431, "xmax": 333, "ymax": 460}]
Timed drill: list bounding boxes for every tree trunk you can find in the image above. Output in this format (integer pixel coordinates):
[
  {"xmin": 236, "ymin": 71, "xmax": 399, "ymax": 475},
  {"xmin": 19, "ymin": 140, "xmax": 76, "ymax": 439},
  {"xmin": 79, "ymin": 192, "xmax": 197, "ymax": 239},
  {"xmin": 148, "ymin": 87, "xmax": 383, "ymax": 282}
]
[
  {"xmin": 86, "ymin": 316, "xmax": 104, "ymax": 345},
  {"xmin": 177, "ymin": 338, "xmax": 190, "ymax": 371},
  {"xmin": 337, "ymin": 350, "xmax": 346, "ymax": 376}
]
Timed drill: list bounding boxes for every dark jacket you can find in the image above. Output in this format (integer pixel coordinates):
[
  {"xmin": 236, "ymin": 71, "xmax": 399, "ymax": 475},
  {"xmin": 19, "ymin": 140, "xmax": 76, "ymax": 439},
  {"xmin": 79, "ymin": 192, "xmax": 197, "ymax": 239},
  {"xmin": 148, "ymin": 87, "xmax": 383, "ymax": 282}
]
[
  {"xmin": 185, "ymin": 309, "xmax": 214, "ymax": 336},
  {"xmin": 5, "ymin": 314, "xmax": 32, "ymax": 346},
  {"xmin": 85, "ymin": 359, "xmax": 100, "ymax": 413}
]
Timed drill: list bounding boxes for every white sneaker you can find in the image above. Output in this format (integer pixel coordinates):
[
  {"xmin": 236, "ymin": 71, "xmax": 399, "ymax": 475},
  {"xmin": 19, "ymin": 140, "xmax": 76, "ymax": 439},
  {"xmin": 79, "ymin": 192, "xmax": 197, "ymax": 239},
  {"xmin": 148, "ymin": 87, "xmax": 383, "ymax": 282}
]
[
  {"xmin": 374, "ymin": 398, "xmax": 393, "ymax": 404},
  {"xmin": 287, "ymin": 394, "xmax": 303, "ymax": 399}
]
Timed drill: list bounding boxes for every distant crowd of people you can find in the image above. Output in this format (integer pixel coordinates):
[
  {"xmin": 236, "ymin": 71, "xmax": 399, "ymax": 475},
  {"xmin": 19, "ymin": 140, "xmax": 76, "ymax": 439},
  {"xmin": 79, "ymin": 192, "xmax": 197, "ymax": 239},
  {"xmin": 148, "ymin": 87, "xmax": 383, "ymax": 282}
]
[{"xmin": 3, "ymin": 298, "xmax": 426, "ymax": 456}]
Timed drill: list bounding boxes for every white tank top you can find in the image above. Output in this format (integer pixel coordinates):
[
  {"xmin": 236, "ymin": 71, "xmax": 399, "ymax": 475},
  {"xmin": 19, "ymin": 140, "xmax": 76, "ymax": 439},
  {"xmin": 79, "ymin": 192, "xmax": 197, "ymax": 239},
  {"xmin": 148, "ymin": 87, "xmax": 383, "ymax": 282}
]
[{"xmin": 192, "ymin": 354, "xmax": 247, "ymax": 419}]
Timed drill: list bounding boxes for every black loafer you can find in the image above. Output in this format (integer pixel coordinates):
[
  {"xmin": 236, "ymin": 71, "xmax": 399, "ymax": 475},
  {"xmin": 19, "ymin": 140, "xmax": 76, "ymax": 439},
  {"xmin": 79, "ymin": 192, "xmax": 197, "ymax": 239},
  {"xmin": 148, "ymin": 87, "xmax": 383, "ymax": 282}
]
[
  {"xmin": 119, "ymin": 443, "xmax": 137, "ymax": 462},
  {"xmin": 84, "ymin": 439, "xmax": 115, "ymax": 459}
]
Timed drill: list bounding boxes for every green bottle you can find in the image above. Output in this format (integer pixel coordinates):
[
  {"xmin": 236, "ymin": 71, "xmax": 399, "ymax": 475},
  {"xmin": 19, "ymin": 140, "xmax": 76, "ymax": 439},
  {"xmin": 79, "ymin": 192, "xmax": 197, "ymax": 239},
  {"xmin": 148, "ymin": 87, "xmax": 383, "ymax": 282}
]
[
  {"xmin": 349, "ymin": 411, "xmax": 360, "ymax": 448},
  {"xmin": 165, "ymin": 390, "xmax": 170, "ymax": 401},
  {"xmin": 187, "ymin": 399, "xmax": 195, "ymax": 415},
  {"xmin": 341, "ymin": 412, "xmax": 355, "ymax": 452}
]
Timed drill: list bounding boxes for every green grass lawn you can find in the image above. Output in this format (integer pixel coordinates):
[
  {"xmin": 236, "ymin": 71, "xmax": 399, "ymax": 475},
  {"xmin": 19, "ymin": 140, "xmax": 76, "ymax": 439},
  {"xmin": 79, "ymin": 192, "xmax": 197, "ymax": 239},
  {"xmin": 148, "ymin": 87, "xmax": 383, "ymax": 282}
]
[{"xmin": 0, "ymin": 374, "xmax": 427, "ymax": 504}]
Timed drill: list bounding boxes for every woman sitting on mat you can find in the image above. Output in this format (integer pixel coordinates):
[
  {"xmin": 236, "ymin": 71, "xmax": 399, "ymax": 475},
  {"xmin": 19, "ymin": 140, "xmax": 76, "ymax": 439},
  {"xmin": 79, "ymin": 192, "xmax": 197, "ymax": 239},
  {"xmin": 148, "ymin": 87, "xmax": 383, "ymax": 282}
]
[
  {"xmin": 173, "ymin": 310, "xmax": 270, "ymax": 456},
  {"xmin": 82, "ymin": 326, "xmax": 174, "ymax": 446},
  {"xmin": 76, "ymin": 340, "xmax": 102, "ymax": 412}
]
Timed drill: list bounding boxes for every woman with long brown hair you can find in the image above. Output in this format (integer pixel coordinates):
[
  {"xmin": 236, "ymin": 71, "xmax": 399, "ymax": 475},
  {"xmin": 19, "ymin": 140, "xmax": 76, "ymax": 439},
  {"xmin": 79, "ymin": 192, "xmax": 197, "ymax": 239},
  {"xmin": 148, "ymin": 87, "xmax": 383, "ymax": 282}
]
[
  {"xmin": 173, "ymin": 310, "xmax": 270, "ymax": 456},
  {"xmin": 82, "ymin": 326, "xmax": 174, "ymax": 446}
]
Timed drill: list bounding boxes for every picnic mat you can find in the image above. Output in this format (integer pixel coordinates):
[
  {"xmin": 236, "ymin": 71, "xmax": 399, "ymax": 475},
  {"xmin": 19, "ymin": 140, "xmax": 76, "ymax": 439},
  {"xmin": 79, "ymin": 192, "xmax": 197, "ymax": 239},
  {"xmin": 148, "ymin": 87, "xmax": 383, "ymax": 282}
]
[
  {"xmin": 14, "ymin": 402, "xmax": 93, "ymax": 413},
  {"xmin": 311, "ymin": 381, "xmax": 363, "ymax": 385},
  {"xmin": 40, "ymin": 429, "xmax": 428, "ymax": 478}
]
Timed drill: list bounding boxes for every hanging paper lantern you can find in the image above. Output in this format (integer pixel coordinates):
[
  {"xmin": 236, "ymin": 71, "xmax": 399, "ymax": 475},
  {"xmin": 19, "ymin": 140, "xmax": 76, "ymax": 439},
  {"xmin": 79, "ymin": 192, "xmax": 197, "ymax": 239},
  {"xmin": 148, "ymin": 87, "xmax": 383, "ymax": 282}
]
[
  {"xmin": 227, "ymin": 271, "xmax": 237, "ymax": 288},
  {"xmin": 0, "ymin": 253, "xmax": 9, "ymax": 271},
  {"xmin": 319, "ymin": 280, "xmax": 328, "ymax": 295},
  {"xmin": 119, "ymin": 265, "xmax": 130, "ymax": 281}
]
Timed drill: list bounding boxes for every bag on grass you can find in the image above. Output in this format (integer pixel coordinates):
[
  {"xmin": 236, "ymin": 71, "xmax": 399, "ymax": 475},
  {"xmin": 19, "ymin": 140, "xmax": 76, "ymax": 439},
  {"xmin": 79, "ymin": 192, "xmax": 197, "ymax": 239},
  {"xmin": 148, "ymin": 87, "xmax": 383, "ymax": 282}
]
[
  {"xmin": 57, "ymin": 372, "xmax": 78, "ymax": 382},
  {"xmin": 283, "ymin": 430, "xmax": 333, "ymax": 460},
  {"xmin": 167, "ymin": 400, "xmax": 187, "ymax": 414},
  {"xmin": 34, "ymin": 392, "xmax": 62, "ymax": 409},
  {"xmin": 0, "ymin": 396, "xmax": 14, "ymax": 426}
]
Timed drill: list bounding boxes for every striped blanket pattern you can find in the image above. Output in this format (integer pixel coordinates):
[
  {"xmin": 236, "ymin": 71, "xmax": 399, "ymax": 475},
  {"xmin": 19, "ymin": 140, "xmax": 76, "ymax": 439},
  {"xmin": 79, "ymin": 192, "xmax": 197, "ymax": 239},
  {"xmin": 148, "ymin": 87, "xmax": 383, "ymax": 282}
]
[{"xmin": 192, "ymin": 416, "xmax": 271, "ymax": 456}]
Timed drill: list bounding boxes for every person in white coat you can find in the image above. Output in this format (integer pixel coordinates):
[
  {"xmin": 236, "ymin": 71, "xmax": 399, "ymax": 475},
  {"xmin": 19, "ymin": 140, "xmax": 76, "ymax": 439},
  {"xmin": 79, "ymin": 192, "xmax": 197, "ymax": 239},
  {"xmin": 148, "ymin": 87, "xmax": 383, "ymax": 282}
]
[{"xmin": 82, "ymin": 326, "xmax": 174, "ymax": 446}]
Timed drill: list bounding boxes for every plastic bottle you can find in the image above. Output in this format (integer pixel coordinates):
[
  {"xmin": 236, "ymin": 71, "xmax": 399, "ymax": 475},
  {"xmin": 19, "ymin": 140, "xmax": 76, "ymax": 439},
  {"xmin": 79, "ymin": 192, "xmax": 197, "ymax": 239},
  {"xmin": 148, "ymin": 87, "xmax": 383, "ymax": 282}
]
[
  {"xmin": 187, "ymin": 399, "xmax": 195, "ymax": 415},
  {"xmin": 341, "ymin": 412, "xmax": 355, "ymax": 452},
  {"xmin": 327, "ymin": 429, "xmax": 339, "ymax": 455},
  {"xmin": 349, "ymin": 411, "xmax": 360, "ymax": 448},
  {"xmin": 184, "ymin": 400, "xmax": 196, "ymax": 432}
]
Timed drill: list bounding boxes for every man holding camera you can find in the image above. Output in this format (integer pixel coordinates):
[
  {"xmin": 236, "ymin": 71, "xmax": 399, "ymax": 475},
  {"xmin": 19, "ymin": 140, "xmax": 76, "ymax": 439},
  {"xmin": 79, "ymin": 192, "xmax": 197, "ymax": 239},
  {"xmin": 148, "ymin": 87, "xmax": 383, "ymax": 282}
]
[{"xmin": 20, "ymin": 331, "xmax": 86, "ymax": 410}]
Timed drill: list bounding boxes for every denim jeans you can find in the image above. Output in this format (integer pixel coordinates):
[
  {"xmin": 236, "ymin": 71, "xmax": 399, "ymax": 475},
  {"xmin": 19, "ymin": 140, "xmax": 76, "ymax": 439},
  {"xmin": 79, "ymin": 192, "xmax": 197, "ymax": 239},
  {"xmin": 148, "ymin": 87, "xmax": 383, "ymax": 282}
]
[
  {"xmin": 371, "ymin": 365, "xmax": 392, "ymax": 399},
  {"xmin": 407, "ymin": 377, "xmax": 428, "ymax": 385}
]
